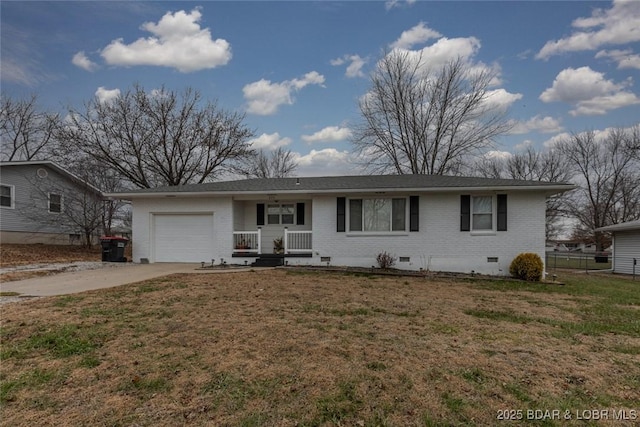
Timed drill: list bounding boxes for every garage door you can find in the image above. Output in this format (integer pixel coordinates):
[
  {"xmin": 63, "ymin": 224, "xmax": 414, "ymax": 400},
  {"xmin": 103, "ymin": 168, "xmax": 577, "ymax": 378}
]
[{"xmin": 153, "ymin": 214, "xmax": 214, "ymax": 262}]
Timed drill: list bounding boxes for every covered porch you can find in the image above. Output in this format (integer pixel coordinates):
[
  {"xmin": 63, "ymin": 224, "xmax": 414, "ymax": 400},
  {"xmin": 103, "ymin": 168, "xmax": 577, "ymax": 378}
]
[
  {"xmin": 232, "ymin": 228, "xmax": 313, "ymax": 256},
  {"xmin": 231, "ymin": 198, "xmax": 313, "ymax": 257}
]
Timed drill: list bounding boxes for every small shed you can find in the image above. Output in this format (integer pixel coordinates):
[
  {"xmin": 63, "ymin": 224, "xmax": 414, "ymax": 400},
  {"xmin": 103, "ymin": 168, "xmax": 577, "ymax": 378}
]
[{"xmin": 597, "ymin": 220, "xmax": 640, "ymax": 276}]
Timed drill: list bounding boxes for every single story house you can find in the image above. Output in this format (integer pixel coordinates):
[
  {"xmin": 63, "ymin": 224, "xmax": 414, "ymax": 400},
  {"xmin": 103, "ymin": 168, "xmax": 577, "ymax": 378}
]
[
  {"xmin": 596, "ymin": 220, "xmax": 640, "ymax": 275},
  {"xmin": 111, "ymin": 174, "xmax": 573, "ymax": 275},
  {"xmin": 0, "ymin": 161, "xmax": 103, "ymax": 244}
]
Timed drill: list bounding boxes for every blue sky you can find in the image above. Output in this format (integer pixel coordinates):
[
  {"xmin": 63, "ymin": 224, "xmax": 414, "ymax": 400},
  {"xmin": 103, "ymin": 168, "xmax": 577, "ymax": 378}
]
[{"xmin": 2, "ymin": 0, "xmax": 639, "ymax": 176}]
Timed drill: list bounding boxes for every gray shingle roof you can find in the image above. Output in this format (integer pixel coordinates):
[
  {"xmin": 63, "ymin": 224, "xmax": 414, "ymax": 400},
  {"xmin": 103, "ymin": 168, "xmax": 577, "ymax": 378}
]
[
  {"xmin": 0, "ymin": 161, "xmax": 103, "ymax": 196},
  {"xmin": 596, "ymin": 220, "xmax": 640, "ymax": 232},
  {"xmin": 112, "ymin": 174, "xmax": 574, "ymax": 196}
]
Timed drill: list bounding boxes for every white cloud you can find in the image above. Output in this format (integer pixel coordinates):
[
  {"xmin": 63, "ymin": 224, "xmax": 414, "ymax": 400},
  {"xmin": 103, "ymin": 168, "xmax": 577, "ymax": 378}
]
[
  {"xmin": 536, "ymin": 0, "xmax": 640, "ymax": 59},
  {"xmin": 243, "ymin": 71, "xmax": 325, "ymax": 115},
  {"xmin": 484, "ymin": 150, "xmax": 513, "ymax": 160},
  {"xmin": 0, "ymin": 24, "xmax": 58, "ymax": 86},
  {"xmin": 247, "ymin": 132, "xmax": 292, "ymax": 151},
  {"xmin": 100, "ymin": 8, "xmax": 231, "ymax": 72},
  {"xmin": 385, "ymin": 23, "xmax": 503, "ymax": 89},
  {"xmin": 385, "ymin": 0, "xmax": 417, "ymax": 10},
  {"xmin": 482, "ymin": 89, "xmax": 523, "ymax": 112},
  {"xmin": 72, "ymin": 51, "xmax": 98, "ymax": 72},
  {"xmin": 390, "ymin": 22, "xmax": 441, "ymax": 50},
  {"xmin": 539, "ymin": 66, "xmax": 639, "ymax": 115},
  {"xmin": 410, "ymin": 36, "xmax": 481, "ymax": 69},
  {"xmin": 543, "ymin": 124, "xmax": 640, "ymax": 148},
  {"xmin": 302, "ymin": 126, "xmax": 352, "ymax": 144},
  {"xmin": 513, "ymin": 140, "xmax": 534, "ymax": 151},
  {"xmin": 542, "ymin": 132, "xmax": 571, "ymax": 149},
  {"xmin": 331, "ymin": 54, "xmax": 367, "ymax": 78},
  {"xmin": 595, "ymin": 49, "xmax": 640, "ymax": 70},
  {"xmin": 540, "ymin": 67, "xmax": 622, "ymax": 102},
  {"xmin": 0, "ymin": 59, "xmax": 40, "ymax": 86},
  {"xmin": 293, "ymin": 148, "xmax": 356, "ymax": 177},
  {"xmin": 95, "ymin": 87, "xmax": 120, "ymax": 104},
  {"xmin": 508, "ymin": 115, "xmax": 564, "ymax": 135},
  {"xmin": 570, "ymin": 92, "xmax": 640, "ymax": 116}
]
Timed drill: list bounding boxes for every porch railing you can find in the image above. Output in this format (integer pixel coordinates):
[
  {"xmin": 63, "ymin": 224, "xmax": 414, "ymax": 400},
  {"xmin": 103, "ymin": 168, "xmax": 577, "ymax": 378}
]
[
  {"xmin": 233, "ymin": 229, "xmax": 261, "ymax": 254},
  {"xmin": 284, "ymin": 229, "xmax": 312, "ymax": 253}
]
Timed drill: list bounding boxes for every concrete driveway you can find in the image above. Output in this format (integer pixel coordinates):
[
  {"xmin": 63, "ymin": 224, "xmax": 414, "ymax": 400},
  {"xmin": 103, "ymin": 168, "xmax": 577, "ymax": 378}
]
[{"xmin": 1, "ymin": 263, "xmax": 254, "ymax": 298}]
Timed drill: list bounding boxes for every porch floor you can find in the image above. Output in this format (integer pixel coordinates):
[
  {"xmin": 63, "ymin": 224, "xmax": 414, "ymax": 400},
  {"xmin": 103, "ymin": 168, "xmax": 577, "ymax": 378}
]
[{"xmin": 232, "ymin": 252, "xmax": 313, "ymax": 258}]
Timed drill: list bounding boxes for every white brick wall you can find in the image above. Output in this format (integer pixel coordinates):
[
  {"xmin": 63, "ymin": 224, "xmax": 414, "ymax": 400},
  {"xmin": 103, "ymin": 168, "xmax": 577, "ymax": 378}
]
[
  {"xmin": 132, "ymin": 197, "xmax": 234, "ymax": 263},
  {"xmin": 311, "ymin": 192, "xmax": 547, "ymax": 275},
  {"xmin": 131, "ymin": 191, "xmax": 547, "ymax": 276}
]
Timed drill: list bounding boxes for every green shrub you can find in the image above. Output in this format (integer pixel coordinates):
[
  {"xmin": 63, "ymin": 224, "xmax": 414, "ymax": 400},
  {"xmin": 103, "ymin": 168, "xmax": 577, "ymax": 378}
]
[{"xmin": 509, "ymin": 253, "xmax": 544, "ymax": 281}]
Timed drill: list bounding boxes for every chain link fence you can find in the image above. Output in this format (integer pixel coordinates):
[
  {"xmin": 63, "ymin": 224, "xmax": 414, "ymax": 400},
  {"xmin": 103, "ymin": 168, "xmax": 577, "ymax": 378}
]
[{"xmin": 546, "ymin": 252, "xmax": 638, "ymax": 280}]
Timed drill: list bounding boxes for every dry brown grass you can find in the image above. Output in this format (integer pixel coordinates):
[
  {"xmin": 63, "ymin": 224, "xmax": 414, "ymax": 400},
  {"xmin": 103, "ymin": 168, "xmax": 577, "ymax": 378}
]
[
  {"xmin": 1, "ymin": 269, "xmax": 638, "ymax": 426},
  {"xmin": 0, "ymin": 244, "xmax": 102, "ymax": 267}
]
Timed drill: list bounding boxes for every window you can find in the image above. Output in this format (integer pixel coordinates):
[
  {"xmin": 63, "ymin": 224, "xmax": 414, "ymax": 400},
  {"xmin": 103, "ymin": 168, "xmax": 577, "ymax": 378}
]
[
  {"xmin": 267, "ymin": 203, "xmax": 294, "ymax": 225},
  {"xmin": 49, "ymin": 193, "xmax": 62, "ymax": 213},
  {"xmin": 461, "ymin": 194, "xmax": 507, "ymax": 232},
  {"xmin": 349, "ymin": 198, "xmax": 406, "ymax": 232},
  {"xmin": 0, "ymin": 185, "xmax": 13, "ymax": 208},
  {"xmin": 472, "ymin": 196, "xmax": 493, "ymax": 231}
]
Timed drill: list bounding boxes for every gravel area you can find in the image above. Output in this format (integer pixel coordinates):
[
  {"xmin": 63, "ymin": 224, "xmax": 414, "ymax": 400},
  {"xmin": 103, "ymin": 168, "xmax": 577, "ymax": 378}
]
[
  {"xmin": 0, "ymin": 261, "xmax": 124, "ymax": 275},
  {"xmin": 0, "ymin": 261, "xmax": 130, "ymax": 305}
]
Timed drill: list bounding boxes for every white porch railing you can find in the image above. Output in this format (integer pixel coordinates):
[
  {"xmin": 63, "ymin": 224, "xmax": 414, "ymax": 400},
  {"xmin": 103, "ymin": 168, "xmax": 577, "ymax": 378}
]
[
  {"xmin": 233, "ymin": 229, "xmax": 261, "ymax": 254},
  {"xmin": 284, "ymin": 229, "xmax": 312, "ymax": 253}
]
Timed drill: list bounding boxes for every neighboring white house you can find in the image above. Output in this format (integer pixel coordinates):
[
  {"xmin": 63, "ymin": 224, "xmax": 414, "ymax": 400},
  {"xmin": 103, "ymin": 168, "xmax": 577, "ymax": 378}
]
[
  {"xmin": 0, "ymin": 161, "xmax": 103, "ymax": 244},
  {"xmin": 110, "ymin": 175, "xmax": 574, "ymax": 275},
  {"xmin": 596, "ymin": 220, "xmax": 640, "ymax": 276}
]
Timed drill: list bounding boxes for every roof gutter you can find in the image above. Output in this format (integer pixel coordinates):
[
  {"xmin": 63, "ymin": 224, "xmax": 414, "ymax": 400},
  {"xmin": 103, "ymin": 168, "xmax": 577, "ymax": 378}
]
[{"xmin": 106, "ymin": 184, "xmax": 576, "ymax": 199}]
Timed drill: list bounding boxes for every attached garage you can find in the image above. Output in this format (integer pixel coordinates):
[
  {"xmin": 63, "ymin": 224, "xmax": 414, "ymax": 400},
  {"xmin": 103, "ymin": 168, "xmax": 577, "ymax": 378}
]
[
  {"xmin": 597, "ymin": 220, "xmax": 640, "ymax": 276},
  {"xmin": 152, "ymin": 213, "xmax": 215, "ymax": 262}
]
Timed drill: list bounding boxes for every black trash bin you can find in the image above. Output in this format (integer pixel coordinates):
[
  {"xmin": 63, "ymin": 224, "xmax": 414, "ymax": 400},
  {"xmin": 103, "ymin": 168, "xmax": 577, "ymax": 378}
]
[
  {"xmin": 594, "ymin": 252, "xmax": 609, "ymax": 263},
  {"xmin": 100, "ymin": 236, "xmax": 129, "ymax": 262}
]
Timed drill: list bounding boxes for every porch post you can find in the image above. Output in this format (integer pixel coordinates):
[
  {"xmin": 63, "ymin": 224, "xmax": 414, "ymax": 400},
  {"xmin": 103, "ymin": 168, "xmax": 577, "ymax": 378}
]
[
  {"xmin": 257, "ymin": 227, "xmax": 262, "ymax": 255},
  {"xmin": 284, "ymin": 227, "xmax": 289, "ymax": 254}
]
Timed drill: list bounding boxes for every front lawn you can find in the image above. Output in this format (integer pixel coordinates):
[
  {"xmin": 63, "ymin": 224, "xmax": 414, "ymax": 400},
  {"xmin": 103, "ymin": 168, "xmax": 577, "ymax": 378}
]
[{"xmin": 1, "ymin": 270, "xmax": 638, "ymax": 426}]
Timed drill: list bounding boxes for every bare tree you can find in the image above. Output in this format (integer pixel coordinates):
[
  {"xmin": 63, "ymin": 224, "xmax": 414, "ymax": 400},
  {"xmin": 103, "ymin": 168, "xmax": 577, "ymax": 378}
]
[
  {"xmin": 556, "ymin": 127, "xmax": 640, "ymax": 250},
  {"xmin": 1, "ymin": 94, "xmax": 58, "ymax": 161},
  {"xmin": 18, "ymin": 171, "xmax": 104, "ymax": 247},
  {"xmin": 236, "ymin": 147, "xmax": 298, "ymax": 178},
  {"xmin": 49, "ymin": 144, "xmax": 130, "ymax": 236},
  {"xmin": 56, "ymin": 85, "xmax": 255, "ymax": 189},
  {"xmin": 352, "ymin": 51, "xmax": 512, "ymax": 175},
  {"xmin": 474, "ymin": 146, "xmax": 574, "ymax": 239}
]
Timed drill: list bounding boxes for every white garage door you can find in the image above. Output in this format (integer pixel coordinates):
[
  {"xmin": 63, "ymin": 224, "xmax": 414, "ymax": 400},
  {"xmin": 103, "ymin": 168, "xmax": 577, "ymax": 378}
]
[{"xmin": 153, "ymin": 214, "xmax": 214, "ymax": 262}]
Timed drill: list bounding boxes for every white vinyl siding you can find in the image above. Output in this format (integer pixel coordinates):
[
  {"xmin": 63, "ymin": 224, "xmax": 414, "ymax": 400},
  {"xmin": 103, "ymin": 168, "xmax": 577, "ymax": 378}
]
[{"xmin": 612, "ymin": 231, "xmax": 640, "ymax": 275}]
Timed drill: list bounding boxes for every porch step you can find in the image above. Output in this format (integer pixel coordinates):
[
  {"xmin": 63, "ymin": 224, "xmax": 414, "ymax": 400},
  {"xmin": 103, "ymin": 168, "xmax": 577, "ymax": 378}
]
[{"xmin": 252, "ymin": 254, "xmax": 284, "ymax": 267}]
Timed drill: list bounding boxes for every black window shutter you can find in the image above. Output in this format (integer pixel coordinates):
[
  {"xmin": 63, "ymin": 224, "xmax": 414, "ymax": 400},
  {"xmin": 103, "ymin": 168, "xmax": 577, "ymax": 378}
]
[
  {"xmin": 460, "ymin": 195, "xmax": 471, "ymax": 231},
  {"xmin": 296, "ymin": 202, "xmax": 305, "ymax": 225},
  {"xmin": 336, "ymin": 197, "xmax": 346, "ymax": 232},
  {"xmin": 497, "ymin": 194, "xmax": 507, "ymax": 231},
  {"xmin": 409, "ymin": 196, "xmax": 419, "ymax": 232},
  {"xmin": 257, "ymin": 203, "xmax": 265, "ymax": 226}
]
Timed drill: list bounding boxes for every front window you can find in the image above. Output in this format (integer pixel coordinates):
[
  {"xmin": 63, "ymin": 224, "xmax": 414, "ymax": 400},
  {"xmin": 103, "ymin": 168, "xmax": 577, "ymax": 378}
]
[
  {"xmin": 472, "ymin": 196, "xmax": 493, "ymax": 231},
  {"xmin": 0, "ymin": 185, "xmax": 13, "ymax": 208},
  {"xmin": 49, "ymin": 193, "xmax": 62, "ymax": 213},
  {"xmin": 349, "ymin": 198, "xmax": 406, "ymax": 232},
  {"xmin": 267, "ymin": 203, "xmax": 294, "ymax": 225}
]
